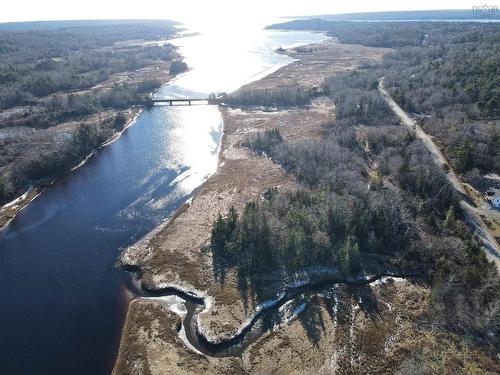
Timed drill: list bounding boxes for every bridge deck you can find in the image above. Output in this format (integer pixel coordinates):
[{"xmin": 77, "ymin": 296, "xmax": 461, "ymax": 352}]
[
  {"xmin": 152, "ymin": 98, "xmax": 209, "ymax": 102},
  {"xmin": 147, "ymin": 98, "xmax": 213, "ymax": 106},
  {"xmin": 136, "ymin": 96, "xmax": 222, "ymax": 106}
]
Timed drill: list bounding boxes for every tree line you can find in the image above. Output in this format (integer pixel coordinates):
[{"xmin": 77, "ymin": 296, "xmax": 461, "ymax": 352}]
[
  {"xmin": 0, "ymin": 21, "xmax": 182, "ymax": 204},
  {"xmin": 223, "ymin": 88, "xmax": 315, "ymax": 107},
  {"xmin": 270, "ymin": 19, "xmax": 500, "ymax": 182},
  {"xmin": 210, "ymin": 67, "xmax": 500, "ymax": 352},
  {"xmin": 0, "ymin": 113, "xmax": 128, "ymax": 201},
  {"xmin": 0, "ymin": 43, "xmax": 177, "ymax": 110}
]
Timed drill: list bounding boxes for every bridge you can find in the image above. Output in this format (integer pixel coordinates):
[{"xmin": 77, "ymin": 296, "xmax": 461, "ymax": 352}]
[{"xmin": 148, "ymin": 98, "xmax": 213, "ymax": 106}]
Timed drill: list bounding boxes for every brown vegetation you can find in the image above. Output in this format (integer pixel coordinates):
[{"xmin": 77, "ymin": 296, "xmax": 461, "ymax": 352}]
[
  {"xmin": 114, "ymin": 22, "xmax": 500, "ymax": 375},
  {"xmin": 0, "ymin": 22, "xmax": 183, "ymax": 225}
]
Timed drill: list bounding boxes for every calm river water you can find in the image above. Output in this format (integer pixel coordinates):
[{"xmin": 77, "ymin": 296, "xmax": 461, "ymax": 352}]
[{"xmin": 0, "ymin": 28, "xmax": 325, "ymax": 374}]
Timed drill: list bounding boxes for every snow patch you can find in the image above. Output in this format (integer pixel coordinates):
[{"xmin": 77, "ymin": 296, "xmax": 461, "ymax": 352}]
[
  {"xmin": 370, "ymin": 276, "xmax": 405, "ymax": 286},
  {"xmin": 255, "ymin": 294, "xmax": 284, "ymax": 312},
  {"xmin": 1, "ymin": 187, "xmax": 32, "ymax": 209}
]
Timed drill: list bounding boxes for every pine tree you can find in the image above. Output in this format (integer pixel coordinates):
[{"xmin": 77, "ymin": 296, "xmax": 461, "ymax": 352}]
[
  {"xmin": 339, "ymin": 236, "xmax": 361, "ymax": 275},
  {"xmin": 227, "ymin": 206, "xmax": 238, "ymax": 237},
  {"xmin": 443, "ymin": 205, "xmax": 456, "ymax": 232},
  {"xmin": 211, "ymin": 213, "xmax": 227, "ymax": 253}
]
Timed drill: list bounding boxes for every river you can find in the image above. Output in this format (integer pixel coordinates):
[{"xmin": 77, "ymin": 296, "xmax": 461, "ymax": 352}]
[{"xmin": 0, "ymin": 26, "xmax": 326, "ymax": 374}]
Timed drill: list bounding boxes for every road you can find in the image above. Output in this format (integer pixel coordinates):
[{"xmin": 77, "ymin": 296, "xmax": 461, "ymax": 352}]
[{"xmin": 378, "ymin": 78, "xmax": 500, "ymax": 270}]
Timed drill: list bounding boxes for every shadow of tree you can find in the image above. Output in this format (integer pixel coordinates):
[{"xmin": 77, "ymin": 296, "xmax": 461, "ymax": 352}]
[
  {"xmin": 347, "ymin": 283, "xmax": 381, "ymax": 321},
  {"xmin": 209, "ymin": 230, "xmax": 384, "ymax": 345},
  {"xmin": 209, "ymin": 245, "xmax": 230, "ymax": 285},
  {"xmin": 237, "ymin": 270, "xmax": 251, "ymax": 313},
  {"xmin": 294, "ymin": 283, "xmax": 381, "ymax": 346},
  {"xmin": 235, "ymin": 266, "xmax": 301, "ymax": 314},
  {"xmin": 297, "ymin": 295, "xmax": 328, "ymax": 346}
]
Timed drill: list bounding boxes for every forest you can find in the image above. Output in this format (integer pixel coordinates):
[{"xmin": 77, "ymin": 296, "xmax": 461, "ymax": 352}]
[
  {"xmin": 267, "ymin": 19, "xmax": 499, "ymax": 48},
  {"xmin": 382, "ymin": 35, "xmax": 499, "ymax": 178},
  {"xmin": 0, "ymin": 21, "xmax": 182, "ymax": 204},
  {"xmin": 312, "ymin": 9, "xmax": 500, "ymax": 21},
  {"xmin": 270, "ymin": 19, "xmax": 500, "ymax": 183},
  {"xmin": 211, "ymin": 65, "xmax": 500, "ymax": 353},
  {"xmin": 0, "ymin": 21, "xmax": 178, "ymax": 109},
  {"xmin": 223, "ymin": 88, "xmax": 314, "ymax": 107}
]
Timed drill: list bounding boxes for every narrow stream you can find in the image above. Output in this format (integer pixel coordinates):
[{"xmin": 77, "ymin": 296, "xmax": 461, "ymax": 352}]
[
  {"xmin": 133, "ymin": 272, "xmax": 405, "ymax": 357},
  {"xmin": 0, "ymin": 26, "xmax": 326, "ymax": 374}
]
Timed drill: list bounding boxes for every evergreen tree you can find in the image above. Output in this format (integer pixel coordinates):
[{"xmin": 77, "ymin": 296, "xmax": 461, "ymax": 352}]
[
  {"xmin": 339, "ymin": 236, "xmax": 361, "ymax": 275},
  {"xmin": 211, "ymin": 213, "xmax": 227, "ymax": 253}
]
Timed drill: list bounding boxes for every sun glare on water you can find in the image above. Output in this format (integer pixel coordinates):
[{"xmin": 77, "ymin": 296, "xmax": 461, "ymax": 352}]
[{"xmin": 177, "ymin": 2, "xmax": 278, "ymax": 34}]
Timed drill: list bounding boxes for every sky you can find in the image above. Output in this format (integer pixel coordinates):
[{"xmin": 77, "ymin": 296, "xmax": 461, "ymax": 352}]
[{"xmin": 0, "ymin": 0, "xmax": 486, "ymax": 24}]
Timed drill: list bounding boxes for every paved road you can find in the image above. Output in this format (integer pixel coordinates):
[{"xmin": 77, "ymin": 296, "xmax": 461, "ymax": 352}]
[{"xmin": 379, "ymin": 78, "xmax": 500, "ymax": 270}]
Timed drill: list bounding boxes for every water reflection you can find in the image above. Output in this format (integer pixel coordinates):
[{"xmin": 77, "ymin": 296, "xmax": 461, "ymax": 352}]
[
  {"xmin": 0, "ymin": 26, "xmax": 326, "ymax": 375},
  {"xmin": 160, "ymin": 29, "xmax": 326, "ymax": 95}
]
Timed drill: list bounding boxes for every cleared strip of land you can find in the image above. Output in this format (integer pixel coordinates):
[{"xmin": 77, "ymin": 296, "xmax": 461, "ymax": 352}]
[{"xmin": 379, "ymin": 79, "xmax": 500, "ymax": 270}]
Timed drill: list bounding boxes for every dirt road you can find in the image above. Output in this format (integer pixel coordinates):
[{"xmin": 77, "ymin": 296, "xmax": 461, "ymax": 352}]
[{"xmin": 378, "ymin": 78, "xmax": 500, "ymax": 270}]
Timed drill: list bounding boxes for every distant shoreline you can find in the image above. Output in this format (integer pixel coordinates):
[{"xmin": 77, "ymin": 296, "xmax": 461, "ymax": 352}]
[{"xmin": 281, "ymin": 9, "xmax": 500, "ymax": 22}]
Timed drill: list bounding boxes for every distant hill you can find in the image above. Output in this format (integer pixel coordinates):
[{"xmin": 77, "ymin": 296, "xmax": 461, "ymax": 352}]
[
  {"xmin": 292, "ymin": 9, "xmax": 500, "ymax": 21},
  {"xmin": 0, "ymin": 19, "xmax": 179, "ymax": 32},
  {"xmin": 268, "ymin": 18, "xmax": 499, "ymax": 48}
]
